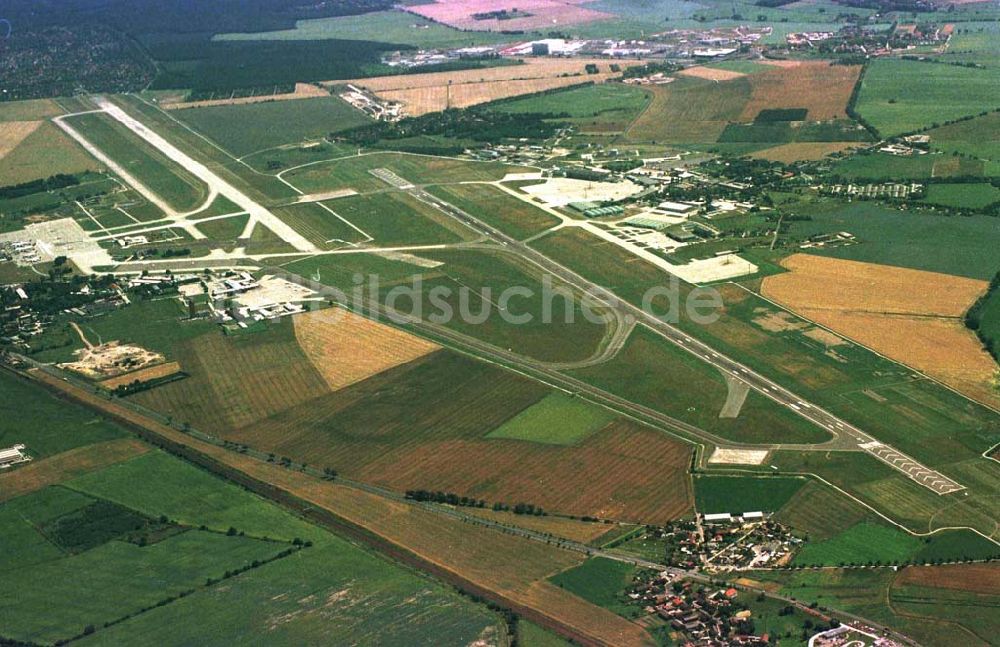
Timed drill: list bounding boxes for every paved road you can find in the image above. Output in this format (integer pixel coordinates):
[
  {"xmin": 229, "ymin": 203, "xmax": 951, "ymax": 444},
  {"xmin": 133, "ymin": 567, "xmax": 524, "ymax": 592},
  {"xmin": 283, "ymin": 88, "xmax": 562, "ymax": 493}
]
[
  {"xmin": 372, "ymin": 169, "xmax": 964, "ymax": 496},
  {"xmin": 93, "ymin": 97, "xmax": 317, "ymax": 253}
]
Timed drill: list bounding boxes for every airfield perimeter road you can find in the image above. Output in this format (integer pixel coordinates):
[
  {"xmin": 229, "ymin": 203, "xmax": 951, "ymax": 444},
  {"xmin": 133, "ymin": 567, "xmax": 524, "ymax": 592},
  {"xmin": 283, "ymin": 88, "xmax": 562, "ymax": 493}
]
[
  {"xmin": 369, "ymin": 168, "xmax": 964, "ymax": 496},
  {"xmin": 8, "ymin": 357, "xmax": 920, "ymax": 647}
]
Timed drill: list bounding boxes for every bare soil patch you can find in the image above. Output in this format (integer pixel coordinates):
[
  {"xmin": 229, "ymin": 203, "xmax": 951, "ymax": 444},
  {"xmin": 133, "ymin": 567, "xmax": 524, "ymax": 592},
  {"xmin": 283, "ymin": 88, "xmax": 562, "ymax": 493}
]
[
  {"xmin": 58, "ymin": 341, "xmax": 166, "ymax": 380},
  {"xmin": 100, "ymin": 361, "xmax": 182, "ymax": 390},
  {"xmin": 293, "ymin": 308, "xmax": 439, "ymax": 392}
]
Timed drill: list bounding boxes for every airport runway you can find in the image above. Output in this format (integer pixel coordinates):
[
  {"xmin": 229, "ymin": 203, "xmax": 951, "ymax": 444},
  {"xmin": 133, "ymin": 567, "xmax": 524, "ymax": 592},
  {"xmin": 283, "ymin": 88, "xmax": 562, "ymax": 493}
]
[{"xmin": 377, "ymin": 168, "xmax": 965, "ymax": 496}]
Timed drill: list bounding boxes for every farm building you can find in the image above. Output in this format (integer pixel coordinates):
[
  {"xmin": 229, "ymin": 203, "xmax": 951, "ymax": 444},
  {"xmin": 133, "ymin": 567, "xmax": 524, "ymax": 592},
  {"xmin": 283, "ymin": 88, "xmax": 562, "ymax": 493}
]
[{"xmin": 0, "ymin": 444, "xmax": 30, "ymax": 468}]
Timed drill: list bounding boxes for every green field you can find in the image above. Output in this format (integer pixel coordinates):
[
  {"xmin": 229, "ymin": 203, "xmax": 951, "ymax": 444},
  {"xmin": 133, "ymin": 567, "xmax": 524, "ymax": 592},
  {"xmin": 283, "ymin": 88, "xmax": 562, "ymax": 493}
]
[
  {"xmin": 80, "ymin": 540, "xmax": 501, "ymax": 647},
  {"xmin": 549, "ymin": 557, "xmax": 640, "ymax": 619},
  {"xmin": 323, "ymin": 191, "xmax": 473, "ymax": 246},
  {"xmin": 28, "ymin": 297, "xmax": 218, "ymax": 363},
  {"xmin": 491, "ymin": 83, "xmax": 652, "ymax": 132},
  {"xmin": 486, "ymin": 392, "xmax": 616, "ymax": 445},
  {"xmin": 66, "ymin": 451, "xmax": 327, "ymax": 543},
  {"xmin": 194, "ymin": 213, "xmax": 251, "ymax": 242},
  {"xmin": 855, "ymin": 59, "xmax": 1000, "ymax": 137},
  {"xmin": 214, "ymin": 9, "xmax": 521, "ymax": 49},
  {"xmin": 0, "ymin": 122, "xmax": 99, "ymax": 186},
  {"xmin": 829, "ymin": 150, "xmax": 937, "ymax": 180},
  {"xmin": 793, "ymin": 522, "xmax": 921, "ymax": 566},
  {"xmin": 65, "ymin": 112, "xmax": 209, "ymax": 212},
  {"xmin": 426, "ymin": 182, "xmax": 561, "ymax": 240},
  {"xmin": 0, "ymin": 370, "xmax": 124, "ymax": 460},
  {"xmin": 173, "ymin": 96, "xmax": 372, "ymax": 157},
  {"xmin": 282, "ymin": 151, "xmax": 527, "ymax": 195},
  {"xmin": 781, "ymin": 200, "xmax": 1000, "ymax": 279},
  {"xmin": 518, "ymin": 621, "xmax": 573, "ymax": 647},
  {"xmin": 693, "ymin": 475, "xmax": 806, "ymax": 514},
  {"xmin": 927, "ymin": 112, "xmax": 1000, "ymax": 171},
  {"xmin": 569, "ymin": 325, "xmax": 833, "ymax": 445},
  {"xmin": 922, "ymin": 182, "xmax": 1000, "ymax": 209}
]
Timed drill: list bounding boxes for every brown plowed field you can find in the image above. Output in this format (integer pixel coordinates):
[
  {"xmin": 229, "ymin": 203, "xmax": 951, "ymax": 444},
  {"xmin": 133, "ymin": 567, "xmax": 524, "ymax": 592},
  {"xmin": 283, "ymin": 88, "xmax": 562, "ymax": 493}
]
[
  {"xmin": 751, "ymin": 142, "xmax": 862, "ymax": 163},
  {"xmin": 896, "ymin": 563, "xmax": 1000, "ymax": 595},
  {"xmin": 293, "ymin": 308, "xmax": 438, "ymax": 391},
  {"xmin": 163, "ymin": 83, "xmax": 328, "ymax": 110},
  {"xmin": 0, "ymin": 438, "xmax": 150, "ymax": 502},
  {"xmin": 677, "ymin": 66, "xmax": 746, "ymax": 81},
  {"xmin": 738, "ymin": 61, "xmax": 861, "ymax": 122},
  {"xmin": 762, "ymin": 254, "xmax": 998, "ymax": 408},
  {"xmin": 100, "ymin": 361, "xmax": 182, "ymax": 389}
]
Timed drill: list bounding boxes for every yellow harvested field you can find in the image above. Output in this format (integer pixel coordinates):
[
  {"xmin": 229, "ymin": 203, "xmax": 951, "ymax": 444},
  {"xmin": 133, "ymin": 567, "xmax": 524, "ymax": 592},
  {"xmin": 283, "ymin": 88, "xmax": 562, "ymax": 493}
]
[
  {"xmin": 163, "ymin": 83, "xmax": 329, "ymax": 110},
  {"xmin": 678, "ymin": 66, "xmax": 746, "ymax": 81},
  {"xmin": 345, "ymin": 59, "xmax": 644, "ymax": 116},
  {"xmin": 763, "ymin": 254, "xmax": 987, "ymax": 316},
  {"xmin": 751, "ymin": 142, "xmax": 862, "ymax": 163},
  {"xmin": 99, "ymin": 361, "xmax": 182, "ymax": 389},
  {"xmin": 0, "ymin": 438, "xmax": 150, "ymax": 502},
  {"xmin": 739, "ymin": 61, "xmax": 860, "ymax": 121},
  {"xmin": 293, "ymin": 308, "xmax": 439, "ymax": 391},
  {"xmin": 762, "ymin": 254, "xmax": 999, "ymax": 408},
  {"xmin": 0, "ymin": 121, "xmax": 42, "ymax": 159}
]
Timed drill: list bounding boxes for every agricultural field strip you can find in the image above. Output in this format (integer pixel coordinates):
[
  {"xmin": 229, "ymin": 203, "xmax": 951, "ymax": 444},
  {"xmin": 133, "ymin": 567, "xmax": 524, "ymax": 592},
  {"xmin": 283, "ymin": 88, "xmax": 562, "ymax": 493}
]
[
  {"xmin": 89, "ymin": 97, "xmax": 316, "ymax": 252},
  {"xmin": 368, "ymin": 172, "xmax": 965, "ymax": 495},
  {"xmin": 12, "ymin": 358, "xmax": 917, "ymax": 646}
]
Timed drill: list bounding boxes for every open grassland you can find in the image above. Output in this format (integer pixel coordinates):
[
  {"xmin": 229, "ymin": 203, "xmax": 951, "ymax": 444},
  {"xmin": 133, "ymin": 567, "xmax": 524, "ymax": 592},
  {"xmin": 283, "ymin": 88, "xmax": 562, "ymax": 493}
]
[
  {"xmin": 780, "ymin": 200, "xmax": 1000, "ymax": 280},
  {"xmin": 490, "ymin": 83, "xmax": 652, "ymax": 133},
  {"xmin": 282, "ymin": 150, "xmax": 528, "ymax": 194},
  {"xmin": 2, "ymin": 524, "xmax": 288, "ymax": 645},
  {"xmin": 345, "ymin": 59, "xmax": 637, "ymax": 116},
  {"xmin": 549, "ymin": 558, "xmax": 640, "ymax": 619},
  {"xmin": 569, "ymin": 325, "xmax": 833, "ymax": 445},
  {"xmin": 127, "ymin": 321, "xmax": 690, "ymax": 522},
  {"xmin": 627, "ymin": 76, "xmax": 751, "ymax": 143},
  {"xmin": 693, "ymin": 475, "xmax": 806, "ymax": 514},
  {"xmin": 67, "ymin": 451, "xmax": 328, "ymax": 543},
  {"xmin": 626, "ymin": 61, "xmax": 858, "ymax": 143},
  {"xmin": 738, "ymin": 60, "xmax": 859, "ymax": 122},
  {"xmin": 402, "ymin": 0, "xmax": 613, "ymax": 32},
  {"xmin": 172, "ymin": 95, "xmax": 371, "ymax": 157},
  {"xmin": 486, "ymin": 392, "xmax": 616, "ymax": 445},
  {"xmin": 923, "ymin": 182, "xmax": 1000, "ymax": 209},
  {"xmin": 775, "ymin": 480, "xmax": 878, "ymax": 540},
  {"xmin": 749, "ymin": 567, "xmax": 1000, "ymax": 646},
  {"xmin": 856, "ymin": 59, "xmax": 1000, "ymax": 137},
  {"xmin": 751, "ymin": 141, "xmax": 862, "ymax": 163},
  {"xmin": 927, "ymin": 111, "xmax": 1000, "ymax": 167},
  {"xmin": 293, "ymin": 307, "xmax": 439, "ymax": 391},
  {"xmin": 426, "ymin": 182, "xmax": 561, "ymax": 240},
  {"xmin": 792, "ymin": 522, "xmax": 922, "ymax": 566},
  {"xmin": 0, "ymin": 121, "xmax": 100, "ymax": 186},
  {"xmin": 215, "ymin": 10, "xmax": 519, "ymax": 48},
  {"xmin": 65, "ymin": 112, "xmax": 210, "ymax": 213},
  {"xmin": 323, "ymin": 190, "xmax": 475, "ymax": 245},
  {"xmin": 530, "ymin": 227, "xmax": 1000, "ymax": 536},
  {"xmin": 762, "ymin": 254, "xmax": 999, "ymax": 409},
  {"xmin": 0, "ymin": 98, "xmax": 64, "ymax": 121},
  {"xmin": 830, "ymin": 150, "xmax": 938, "ymax": 179},
  {"xmin": 29, "ymin": 297, "xmax": 217, "ymax": 363},
  {"xmin": 269, "ymin": 202, "xmax": 366, "ymax": 248},
  {"xmin": 0, "ymin": 369, "xmax": 125, "ymax": 460},
  {"xmin": 519, "ymin": 621, "xmax": 574, "ymax": 647},
  {"xmin": 79, "ymin": 540, "xmax": 501, "ymax": 647},
  {"xmin": 0, "ymin": 439, "xmax": 149, "ymax": 503},
  {"xmin": 21, "ymin": 369, "xmax": 659, "ymax": 645},
  {"xmin": 0, "ymin": 120, "xmax": 42, "ymax": 159},
  {"xmin": 131, "ymin": 319, "xmax": 332, "ymax": 434}
]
